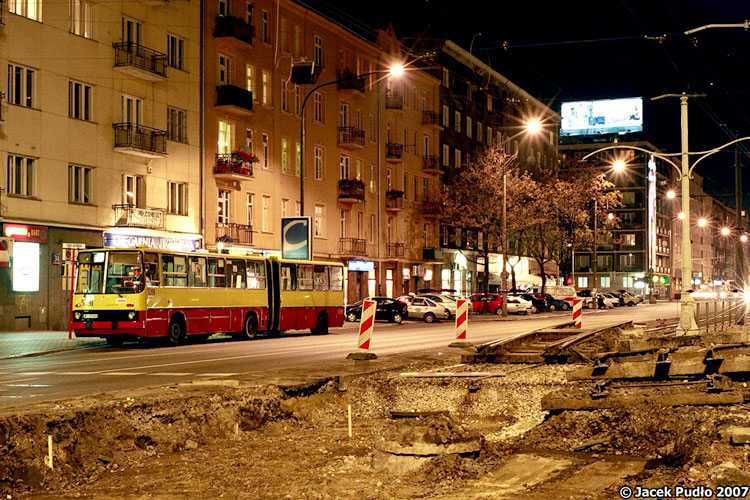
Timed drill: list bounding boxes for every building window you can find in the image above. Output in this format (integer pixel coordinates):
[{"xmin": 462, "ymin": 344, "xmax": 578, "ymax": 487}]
[
  {"xmin": 423, "ymin": 135, "xmax": 429, "ymax": 156},
  {"xmin": 218, "ymin": 190, "xmax": 230, "ymax": 224},
  {"xmin": 70, "ymin": 0, "xmax": 92, "ymax": 38},
  {"xmin": 600, "ymin": 276, "xmax": 611, "ymax": 288},
  {"xmin": 423, "ymin": 224, "xmax": 429, "ymax": 247},
  {"xmin": 369, "ymin": 164, "xmax": 375, "ymax": 192},
  {"xmin": 442, "ymin": 105, "xmax": 449, "ymax": 127},
  {"xmin": 262, "ymin": 195, "xmax": 271, "ymax": 232},
  {"xmin": 262, "ymin": 11, "xmax": 269, "ymax": 43},
  {"xmin": 623, "ymin": 234, "xmax": 636, "ymax": 246},
  {"xmin": 314, "ymin": 204, "xmax": 324, "ymax": 237},
  {"xmin": 442, "ymin": 68, "xmax": 449, "ymax": 87},
  {"xmin": 314, "ymin": 146, "xmax": 323, "ymax": 180},
  {"xmin": 314, "ymin": 35, "xmax": 323, "ymax": 67},
  {"xmin": 356, "ymin": 159, "xmax": 362, "ymax": 180},
  {"xmin": 281, "ymin": 198, "xmax": 288, "ymax": 218},
  {"xmin": 442, "ymin": 144, "xmax": 450, "ymax": 166},
  {"xmin": 10, "ymin": 0, "xmax": 41, "ymax": 21},
  {"xmin": 245, "ymin": 129, "xmax": 253, "ymax": 152},
  {"xmin": 218, "ymin": 0, "xmax": 228, "ymax": 16},
  {"xmin": 369, "ymin": 114, "xmax": 375, "ymax": 142},
  {"xmin": 167, "ymin": 108, "xmax": 187, "ymax": 143},
  {"xmin": 246, "ymin": 193, "xmax": 254, "ymax": 226},
  {"xmin": 477, "ymin": 122, "xmax": 483, "ymax": 143},
  {"xmin": 68, "ymin": 165, "xmax": 92, "ymax": 204},
  {"xmin": 486, "ymin": 126, "xmax": 493, "ymax": 146},
  {"xmin": 218, "ymin": 120, "xmax": 232, "ymax": 154},
  {"xmin": 245, "ymin": 65, "xmax": 254, "ymax": 94},
  {"xmin": 262, "ymin": 133, "xmax": 269, "ymax": 169},
  {"xmin": 280, "ymin": 80, "xmax": 288, "ymax": 112},
  {"xmin": 167, "ymin": 182, "xmax": 187, "ymax": 215},
  {"xmin": 340, "ymin": 210, "xmax": 346, "ymax": 238},
  {"xmin": 577, "ymin": 277, "xmax": 588, "ymax": 288},
  {"xmin": 369, "ymin": 214, "xmax": 375, "ymax": 243},
  {"xmin": 245, "ymin": 1, "xmax": 252, "ymax": 24},
  {"xmin": 294, "ymin": 86, "xmax": 300, "ymax": 115},
  {"xmin": 422, "ymin": 178, "xmax": 429, "ymax": 201},
  {"xmin": 454, "ymin": 111, "xmax": 461, "ymax": 133},
  {"xmin": 123, "ymin": 174, "xmax": 143, "ymax": 206},
  {"xmin": 218, "ymin": 54, "xmax": 230, "ymax": 85},
  {"xmin": 295, "ymin": 201, "xmax": 301, "ymax": 216},
  {"xmin": 68, "ymin": 80, "xmax": 92, "ymax": 121},
  {"xmin": 7, "ymin": 155, "xmax": 35, "ymax": 197},
  {"xmin": 261, "ymin": 71, "xmax": 270, "ymax": 105},
  {"xmin": 313, "ymin": 92, "xmax": 323, "ymax": 123},
  {"xmin": 466, "ymin": 116, "xmax": 472, "ymax": 138},
  {"xmin": 386, "ymin": 167, "xmax": 392, "ymax": 190},
  {"xmin": 295, "ymin": 142, "xmax": 301, "ymax": 176},
  {"xmin": 280, "ymin": 18, "xmax": 288, "ymax": 52},
  {"xmin": 281, "ymin": 138, "xmax": 289, "ymax": 173},
  {"xmin": 454, "ymin": 149, "xmax": 461, "ymax": 169},
  {"xmin": 8, "ymin": 64, "xmax": 36, "ymax": 108},
  {"xmin": 293, "ymin": 25, "xmax": 301, "ymax": 56},
  {"xmin": 487, "ymin": 94, "xmax": 492, "ymax": 111},
  {"xmin": 339, "ymin": 154, "xmax": 350, "ymax": 179},
  {"xmin": 167, "ymin": 35, "xmax": 184, "ymax": 70}
]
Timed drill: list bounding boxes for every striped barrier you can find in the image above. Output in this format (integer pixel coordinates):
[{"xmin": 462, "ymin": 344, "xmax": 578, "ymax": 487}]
[
  {"xmin": 347, "ymin": 299, "xmax": 377, "ymax": 360},
  {"xmin": 449, "ymin": 299, "xmax": 473, "ymax": 348},
  {"xmin": 572, "ymin": 299, "xmax": 583, "ymax": 328}
]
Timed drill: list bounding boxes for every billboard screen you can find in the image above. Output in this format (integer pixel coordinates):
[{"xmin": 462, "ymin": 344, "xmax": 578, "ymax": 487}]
[
  {"xmin": 560, "ymin": 97, "xmax": 643, "ymax": 137},
  {"xmin": 281, "ymin": 217, "xmax": 312, "ymax": 260}
]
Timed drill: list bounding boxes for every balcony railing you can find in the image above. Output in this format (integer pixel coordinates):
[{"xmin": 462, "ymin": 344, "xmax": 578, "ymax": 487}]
[
  {"xmin": 112, "ymin": 204, "xmax": 166, "ymax": 230},
  {"xmin": 113, "ymin": 42, "xmax": 167, "ymax": 79},
  {"xmin": 214, "ymin": 153, "xmax": 254, "ymax": 179},
  {"xmin": 385, "ymin": 190, "xmax": 404, "ymax": 210},
  {"xmin": 386, "ymin": 143, "xmax": 404, "ymax": 160},
  {"xmin": 337, "ymin": 71, "xmax": 365, "ymax": 92},
  {"xmin": 387, "ymin": 243, "xmax": 404, "ymax": 259},
  {"xmin": 422, "ymin": 111, "xmax": 442, "ymax": 126},
  {"xmin": 113, "ymin": 122, "xmax": 167, "ymax": 157},
  {"xmin": 338, "ymin": 178, "xmax": 365, "ymax": 202},
  {"xmin": 385, "ymin": 94, "xmax": 403, "ymax": 109},
  {"xmin": 422, "ymin": 155, "xmax": 440, "ymax": 172},
  {"xmin": 339, "ymin": 238, "xmax": 366, "ymax": 256},
  {"xmin": 422, "ymin": 198, "xmax": 442, "ymax": 217},
  {"xmin": 337, "ymin": 127, "xmax": 365, "ymax": 148},
  {"xmin": 216, "ymin": 222, "xmax": 253, "ymax": 245},
  {"xmin": 214, "ymin": 15, "xmax": 254, "ymax": 45},
  {"xmin": 216, "ymin": 85, "xmax": 253, "ymax": 114}
]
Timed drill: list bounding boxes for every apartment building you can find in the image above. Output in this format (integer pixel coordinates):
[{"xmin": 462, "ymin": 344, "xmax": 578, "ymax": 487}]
[
  {"xmin": 204, "ymin": 1, "xmax": 441, "ymax": 302},
  {"xmin": 0, "ymin": 0, "xmax": 202, "ymax": 330}
]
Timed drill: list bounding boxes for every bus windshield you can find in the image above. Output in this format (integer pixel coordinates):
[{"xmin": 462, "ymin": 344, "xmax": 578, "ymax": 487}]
[{"xmin": 77, "ymin": 250, "xmax": 143, "ymax": 294}]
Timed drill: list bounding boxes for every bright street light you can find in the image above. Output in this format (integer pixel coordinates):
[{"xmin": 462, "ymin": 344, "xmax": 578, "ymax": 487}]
[
  {"xmin": 698, "ymin": 218, "xmax": 708, "ymax": 227},
  {"xmin": 678, "ymin": 212, "xmax": 686, "ymax": 220},
  {"xmin": 612, "ymin": 160, "xmax": 626, "ymax": 172},
  {"xmin": 388, "ymin": 64, "xmax": 405, "ymax": 77},
  {"xmin": 742, "ymin": 234, "xmax": 748, "ymax": 243},
  {"xmin": 721, "ymin": 227, "xmax": 731, "ymax": 236},
  {"xmin": 526, "ymin": 119, "xmax": 542, "ymax": 134},
  {"xmin": 607, "ymin": 213, "xmax": 614, "ymax": 220},
  {"xmin": 667, "ymin": 190, "xmax": 676, "ymax": 199}
]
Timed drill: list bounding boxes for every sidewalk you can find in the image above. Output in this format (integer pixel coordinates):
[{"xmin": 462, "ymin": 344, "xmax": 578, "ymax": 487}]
[{"xmin": 0, "ymin": 331, "xmax": 103, "ymax": 360}]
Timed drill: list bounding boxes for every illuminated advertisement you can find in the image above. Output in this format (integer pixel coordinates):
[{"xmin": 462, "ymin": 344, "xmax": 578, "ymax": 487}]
[
  {"xmin": 560, "ymin": 97, "xmax": 643, "ymax": 137},
  {"xmin": 281, "ymin": 217, "xmax": 312, "ymax": 260},
  {"xmin": 103, "ymin": 232, "xmax": 200, "ymax": 252},
  {"xmin": 12, "ymin": 241, "xmax": 39, "ymax": 292}
]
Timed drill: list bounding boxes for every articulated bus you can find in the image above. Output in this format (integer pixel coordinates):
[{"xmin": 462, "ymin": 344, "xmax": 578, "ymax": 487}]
[{"xmin": 70, "ymin": 247, "xmax": 345, "ymax": 346}]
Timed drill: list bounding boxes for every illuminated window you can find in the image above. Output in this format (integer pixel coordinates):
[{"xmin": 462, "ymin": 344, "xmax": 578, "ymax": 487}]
[
  {"xmin": 314, "ymin": 147, "xmax": 323, "ymax": 180},
  {"xmin": 7, "ymin": 154, "xmax": 35, "ymax": 197},
  {"xmin": 70, "ymin": 0, "xmax": 92, "ymax": 38},
  {"xmin": 10, "ymin": 0, "xmax": 41, "ymax": 21},
  {"xmin": 262, "ymin": 195, "xmax": 271, "ymax": 232},
  {"xmin": 218, "ymin": 120, "xmax": 232, "ymax": 155},
  {"xmin": 314, "ymin": 204, "xmax": 324, "ymax": 237},
  {"xmin": 167, "ymin": 182, "xmax": 187, "ymax": 215}
]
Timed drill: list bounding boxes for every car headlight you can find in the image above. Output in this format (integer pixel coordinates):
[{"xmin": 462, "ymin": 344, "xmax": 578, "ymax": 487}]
[
  {"xmin": 128, "ymin": 311, "xmax": 136, "ymax": 320},
  {"xmin": 74, "ymin": 311, "xmax": 82, "ymax": 320}
]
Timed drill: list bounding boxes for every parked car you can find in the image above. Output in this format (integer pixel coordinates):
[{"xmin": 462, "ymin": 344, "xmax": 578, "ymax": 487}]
[
  {"xmin": 507, "ymin": 296, "xmax": 535, "ymax": 315},
  {"xmin": 513, "ymin": 293, "xmax": 545, "ymax": 313},
  {"xmin": 618, "ymin": 291, "xmax": 642, "ymax": 306},
  {"xmin": 594, "ymin": 293, "xmax": 616, "ymax": 309},
  {"xmin": 407, "ymin": 297, "xmax": 451, "ymax": 323},
  {"xmin": 543, "ymin": 293, "xmax": 569, "ymax": 311},
  {"xmin": 604, "ymin": 292, "xmax": 622, "ymax": 306},
  {"xmin": 469, "ymin": 293, "xmax": 503, "ymax": 314},
  {"xmin": 418, "ymin": 294, "xmax": 474, "ymax": 318},
  {"xmin": 346, "ymin": 297, "xmax": 407, "ymax": 324},
  {"xmin": 573, "ymin": 289, "xmax": 596, "ymax": 309}
]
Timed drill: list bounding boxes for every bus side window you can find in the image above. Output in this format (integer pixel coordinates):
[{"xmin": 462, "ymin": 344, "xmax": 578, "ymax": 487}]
[
  {"xmin": 330, "ymin": 266, "xmax": 344, "ymax": 291},
  {"xmin": 162, "ymin": 255, "xmax": 188, "ymax": 287},
  {"xmin": 144, "ymin": 252, "xmax": 159, "ymax": 287},
  {"xmin": 228, "ymin": 259, "xmax": 245, "ymax": 288},
  {"xmin": 188, "ymin": 257, "xmax": 207, "ymax": 288},
  {"xmin": 208, "ymin": 258, "xmax": 226, "ymax": 288},
  {"xmin": 280, "ymin": 263, "xmax": 296, "ymax": 290},
  {"xmin": 298, "ymin": 264, "xmax": 313, "ymax": 291},
  {"xmin": 313, "ymin": 265, "xmax": 329, "ymax": 291}
]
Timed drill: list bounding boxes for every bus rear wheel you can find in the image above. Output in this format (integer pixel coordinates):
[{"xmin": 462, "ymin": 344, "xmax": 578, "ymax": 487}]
[
  {"xmin": 241, "ymin": 313, "xmax": 258, "ymax": 340},
  {"xmin": 166, "ymin": 318, "xmax": 185, "ymax": 346},
  {"xmin": 311, "ymin": 312, "xmax": 329, "ymax": 335}
]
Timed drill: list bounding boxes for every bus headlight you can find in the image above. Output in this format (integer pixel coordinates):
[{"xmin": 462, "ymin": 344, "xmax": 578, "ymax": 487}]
[
  {"xmin": 74, "ymin": 311, "xmax": 82, "ymax": 321},
  {"xmin": 128, "ymin": 311, "xmax": 136, "ymax": 320}
]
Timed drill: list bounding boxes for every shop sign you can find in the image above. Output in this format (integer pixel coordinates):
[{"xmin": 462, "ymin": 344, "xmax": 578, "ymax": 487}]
[
  {"xmin": 126, "ymin": 207, "xmax": 165, "ymax": 229},
  {"xmin": 104, "ymin": 232, "xmax": 201, "ymax": 252},
  {"xmin": 52, "ymin": 252, "xmax": 62, "ymax": 265},
  {"xmin": 348, "ymin": 260, "xmax": 374, "ymax": 272},
  {"xmin": 3, "ymin": 223, "xmax": 48, "ymax": 243},
  {"xmin": 424, "ymin": 269, "xmax": 433, "ymax": 282},
  {"xmin": 402, "ymin": 267, "xmax": 411, "ymax": 280}
]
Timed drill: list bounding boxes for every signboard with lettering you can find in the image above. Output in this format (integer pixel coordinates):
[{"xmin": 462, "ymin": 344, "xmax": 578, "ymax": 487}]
[
  {"xmin": 348, "ymin": 260, "xmax": 374, "ymax": 272},
  {"xmin": 3, "ymin": 224, "xmax": 49, "ymax": 243},
  {"xmin": 103, "ymin": 232, "xmax": 201, "ymax": 252},
  {"xmin": 127, "ymin": 207, "xmax": 165, "ymax": 229},
  {"xmin": 281, "ymin": 217, "xmax": 312, "ymax": 260}
]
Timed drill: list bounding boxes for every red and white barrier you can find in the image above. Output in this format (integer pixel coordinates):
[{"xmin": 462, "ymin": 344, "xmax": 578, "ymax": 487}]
[
  {"xmin": 572, "ymin": 299, "xmax": 583, "ymax": 328},
  {"xmin": 449, "ymin": 299, "xmax": 473, "ymax": 347},
  {"xmin": 347, "ymin": 299, "xmax": 377, "ymax": 360}
]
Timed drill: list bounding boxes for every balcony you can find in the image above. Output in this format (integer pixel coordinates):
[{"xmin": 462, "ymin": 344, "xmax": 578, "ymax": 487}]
[
  {"xmin": 113, "ymin": 123, "xmax": 168, "ymax": 158},
  {"xmin": 385, "ymin": 190, "xmax": 404, "ymax": 212},
  {"xmin": 386, "ymin": 243, "xmax": 405, "ymax": 260},
  {"xmin": 337, "ymin": 127, "xmax": 365, "ymax": 150},
  {"xmin": 216, "ymin": 222, "xmax": 253, "ymax": 245},
  {"xmin": 213, "ymin": 153, "xmax": 254, "ymax": 181},
  {"xmin": 113, "ymin": 42, "xmax": 167, "ymax": 81},
  {"xmin": 339, "ymin": 238, "xmax": 366, "ymax": 257},
  {"xmin": 338, "ymin": 178, "xmax": 365, "ymax": 204},
  {"xmin": 422, "ymin": 111, "xmax": 443, "ymax": 127},
  {"xmin": 214, "ymin": 15, "xmax": 254, "ymax": 47},
  {"xmin": 423, "ymin": 247, "xmax": 444, "ymax": 263},
  {"xmin": 422, "ymin": 155, "xmax": 441, "ymax": 174},
  {"xmin": 421, "ymin": 198, "xmax": 442, "ymax": 218},
  {"xmin": 112, "ymin": 204, "xmax": 166, "ymax": 230},
  {"xmin": 386, "ymin": 143, "xmax": 404, "ymax": 162},
  {"xmin": 337, "ymin": 70, "xmax": 365, "ymax": 93},
  {"xmin": 385, "ymin": 94, "xmax": 403, "ymax": 110},
  {"xmin": 216, "ymin": 85, "xmax": 253, "ymax": 116}
]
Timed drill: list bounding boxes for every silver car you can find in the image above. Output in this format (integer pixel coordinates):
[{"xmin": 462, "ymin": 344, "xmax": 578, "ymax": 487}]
[
  {"xmin": 418, "ymin": 294, "xmax": 459, "ymax": 318},
  {"xmin": 407, "ymin": 297, "xmax": 450, "ymax": 323}
]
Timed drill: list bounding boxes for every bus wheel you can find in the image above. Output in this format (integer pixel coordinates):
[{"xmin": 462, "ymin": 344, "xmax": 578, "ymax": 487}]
[
  {"xmin": 166, "ymin": 318, "xmax": 185, "ymax": 346},
  {"xmin": 242, "ymin": 313, "xmax": 258, "ymax": 340},
  {"xmin": 311, "ymin": 312, "xmax": 329, "ymax": 335},
  {"xmin": 105, "ymin": 336, "xmax": 124, "ymax": 347}
]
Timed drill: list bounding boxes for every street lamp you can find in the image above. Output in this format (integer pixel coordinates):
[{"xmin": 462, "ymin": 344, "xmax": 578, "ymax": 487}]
[
  {"xmin": 612, "ymin": 160, "xmax": 626, "ymax": 172},
  {"xmin": 698, "ymin": 218, "xmax": 708, "ymax": 228},
  {"xmin": 667, "ymin": 190, "xmax": 676, "ymax": 199},
  {"xmin": 721, "ymin": 227, "xmax": 731, "ymax": 236}
]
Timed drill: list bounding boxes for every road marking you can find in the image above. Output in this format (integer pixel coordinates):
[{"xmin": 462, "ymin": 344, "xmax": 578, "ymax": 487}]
[
  {"xmin": 197, "ymin": 373, "xmax": 238, "ymax": 377},
  {"xmin": 11, "ymin": 371, "xmax": 52, "ymax": 375},
  {"xmin": 150, "ymin": 372, "xmax": 193, "ymax": 376},
  {"xmin": 0, "ymin": 377, "xmax": 40, "ymax": 385},
  {"xmin": 102, "ymin": 372, "xmax": 146, "ymax": 376},
  {"xmin": 57, "ymin": 371, "xmax": 98, "ymax": 376}
]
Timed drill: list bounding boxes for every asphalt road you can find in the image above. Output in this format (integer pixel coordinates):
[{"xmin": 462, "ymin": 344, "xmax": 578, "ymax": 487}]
[{"xmin": 0, "ymin": 302, "xmax": 681, "ymax": 409}]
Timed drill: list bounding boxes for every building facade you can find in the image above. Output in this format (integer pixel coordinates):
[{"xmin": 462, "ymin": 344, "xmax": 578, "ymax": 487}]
[{"xmin": 0, "ymin": 0, "xmax": 202, "ymax": 330}]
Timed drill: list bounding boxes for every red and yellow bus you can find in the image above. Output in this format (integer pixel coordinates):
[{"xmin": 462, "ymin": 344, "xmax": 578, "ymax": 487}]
[{"xmin": 70, "ymin": 247, "xmax": 345, "ymax": 346}]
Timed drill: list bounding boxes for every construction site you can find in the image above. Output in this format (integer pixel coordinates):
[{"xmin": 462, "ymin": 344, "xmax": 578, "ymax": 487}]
[{"xmin": 2, "ymin": 302, "xmax": 750, "ymax": 499}]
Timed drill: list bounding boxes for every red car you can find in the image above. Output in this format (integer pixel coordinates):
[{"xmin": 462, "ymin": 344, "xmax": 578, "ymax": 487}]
[{"xmin": 469, "ymin": 293, "xmax": 503, "ymax": 314}]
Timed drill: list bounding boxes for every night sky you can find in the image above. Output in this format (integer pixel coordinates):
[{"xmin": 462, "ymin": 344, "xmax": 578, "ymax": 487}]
[{"xmin": 310, "ymin": 0, "xmax": 750, "ymax": 204}]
